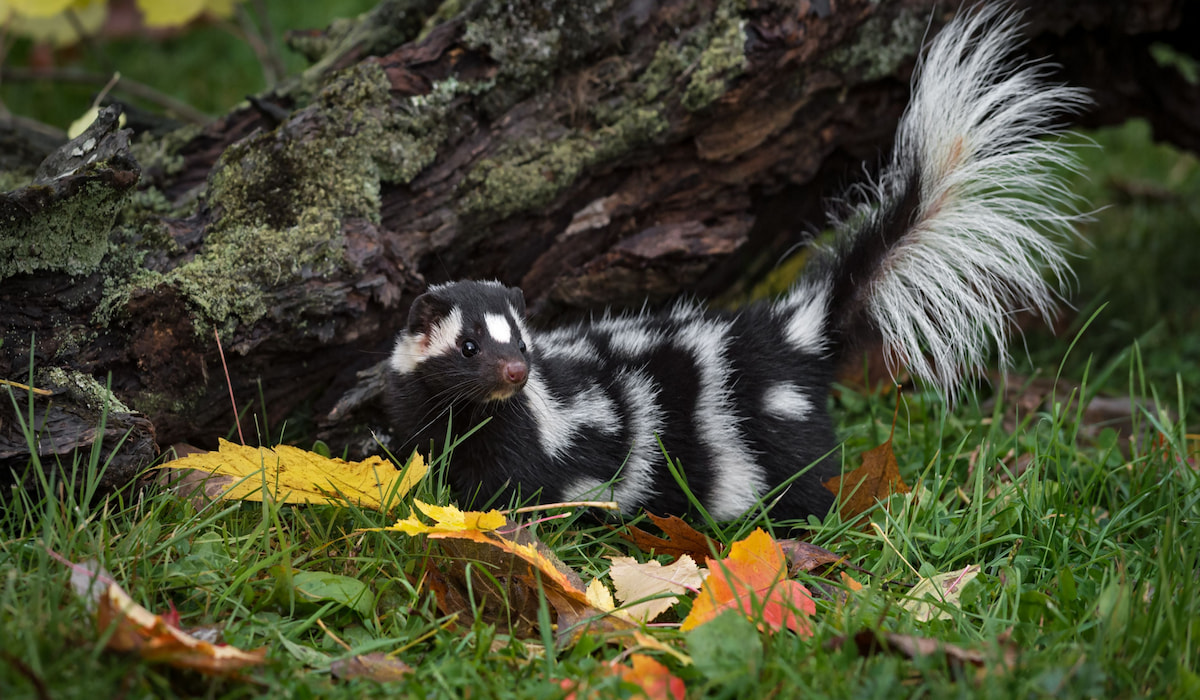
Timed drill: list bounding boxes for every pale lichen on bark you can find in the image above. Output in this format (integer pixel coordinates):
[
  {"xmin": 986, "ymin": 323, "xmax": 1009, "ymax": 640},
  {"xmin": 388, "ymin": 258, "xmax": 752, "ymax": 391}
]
[
  {"xmin": 825, "ymin": 10, "xmax": 926, "ymax": 82},
  {"xmin": 455, "ymin": 0, "xmax": 750, "ymax": 223}
]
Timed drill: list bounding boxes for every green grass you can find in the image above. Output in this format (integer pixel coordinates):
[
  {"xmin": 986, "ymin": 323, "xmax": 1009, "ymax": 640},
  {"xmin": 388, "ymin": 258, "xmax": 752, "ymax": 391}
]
[{"xmin": 2, "ymin": 341, "xmax": 1197, "ymax": 697}]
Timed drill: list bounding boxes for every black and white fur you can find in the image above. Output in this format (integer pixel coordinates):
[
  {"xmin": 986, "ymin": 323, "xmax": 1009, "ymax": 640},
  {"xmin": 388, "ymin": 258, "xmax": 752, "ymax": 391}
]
[{"xmin": 386, "ymin": 7, "xmax": 1088, "ymax": 523}]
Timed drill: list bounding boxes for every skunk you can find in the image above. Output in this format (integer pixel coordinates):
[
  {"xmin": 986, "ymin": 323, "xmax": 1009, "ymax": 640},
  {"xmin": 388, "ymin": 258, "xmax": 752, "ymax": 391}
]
[{"xmin": 385, "ymin": 6, "xmax": 1087, "ymax": 522}]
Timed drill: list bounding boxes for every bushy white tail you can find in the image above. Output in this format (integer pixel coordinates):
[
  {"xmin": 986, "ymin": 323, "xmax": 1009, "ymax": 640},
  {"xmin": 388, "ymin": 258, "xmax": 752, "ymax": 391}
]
[{"xmin": 794, "ymin": 5, "xmax": 1089, "ymax": 398}]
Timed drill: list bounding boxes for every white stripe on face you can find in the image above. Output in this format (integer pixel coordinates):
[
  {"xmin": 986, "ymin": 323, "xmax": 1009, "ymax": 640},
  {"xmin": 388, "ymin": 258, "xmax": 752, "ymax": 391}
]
[
  {"xmin": 485, "ymin": 313, "xmax": 512, "ymax": 344},
  {"xmin": 389, "ymin": 306, "xmax": 464, "ymax": 374},
  {"xmin": 427, "ymin": 307, "xmax": 464, "ymax": 356}
]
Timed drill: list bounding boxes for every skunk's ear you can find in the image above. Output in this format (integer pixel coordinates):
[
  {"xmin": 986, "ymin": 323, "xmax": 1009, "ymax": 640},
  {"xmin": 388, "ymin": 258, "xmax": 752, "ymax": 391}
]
[
  {"xmin": 406, "ymin": 291, "xmax": 452, "ymax": 334},
  {"xmin": 506, "ymin": 286, "xmax": 527, "ymax": 316}
]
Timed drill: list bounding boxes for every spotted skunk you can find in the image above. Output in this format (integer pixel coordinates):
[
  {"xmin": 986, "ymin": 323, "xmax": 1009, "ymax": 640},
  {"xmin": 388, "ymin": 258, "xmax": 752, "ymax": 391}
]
[{"xmin": 385, "ymin": 6, "xmax": 1087, "ymax": 522}]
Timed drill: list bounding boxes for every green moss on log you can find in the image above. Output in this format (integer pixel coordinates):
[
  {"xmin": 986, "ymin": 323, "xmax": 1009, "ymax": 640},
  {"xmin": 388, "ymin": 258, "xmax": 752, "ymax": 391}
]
[{"xmin": 0, "ymin": 167, "xmax": 131, "ymax": 281}]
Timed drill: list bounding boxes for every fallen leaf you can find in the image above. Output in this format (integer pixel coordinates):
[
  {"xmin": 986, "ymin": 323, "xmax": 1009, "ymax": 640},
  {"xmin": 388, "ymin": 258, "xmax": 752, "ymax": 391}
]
[
  {"xmin": 609, "ymin": 555, "xmax": 706, "ymax": 623},
  {"xmin": 277, "ymin": 569, "xmax": 376, "ymax": 618},
  {"xmin": 385, "ymin": 499, "xmax": 506, "ymax": 535},
  {"xmin": 680, "ymin": 529, "xmax": 815, "ymax": 636},
  {"xmin": 420, "ymin": 553, "xmax": 539, "ymax": 638},
  {"xmin": 619, "ymin": 514, "xmax": 722, "ymax": 563},
  {"xmin": 160, "ymin": 439, "xmax": 427, "ymax": 513},
  {"xmin": 584, "ymin": 578, "xmax": 630, "ymax": 620},
  {"xmin": 902, "ymin": 565, "xmax": 980, "ymax": 622},
  {"xmin": 330, "ymin": 652, "xmax": 413, "ymax": 682},
  {"xmin": 828, "ymin": 629, "xmax": 1016, "ymax": 677},
  {"xmin": 825, "ymin": 393, "xmax": 911, "ymax": 523},
  {"xmin": 631, "ymin": 631, "xmax": 693, "ymax": 667},
  {"xmin": 618, "ymin": 654, "xmax": 686, "ymax": 700},
  {"xmin": 384, "ymin": 509, "xmax": 633, "ymax": 644},
  {"xmin": 61, "ymin": 557, "xmax": 267, "ymax": 675},
  {"xmin": 561, "ymin": 654, "xmax": 687, "ymax": 700},
  {"xmin": 823, "ymin": 437, "xmax": 910, "ymax": 522},
  {"xmin": 777, "ymin": 539, "xmax": 843, "ymax": 575},
  {"xmin": 839, "ymin": 571, "xmax": 865, "ymax": 592}
]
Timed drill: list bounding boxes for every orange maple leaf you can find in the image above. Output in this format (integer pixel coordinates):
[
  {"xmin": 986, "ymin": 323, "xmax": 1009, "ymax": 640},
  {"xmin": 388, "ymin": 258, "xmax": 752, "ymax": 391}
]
[
  {"xmin": 60, "ymin": 556, "xmax": 266, "ymax": 675},
  {"xmin": 561, "ymin": 654, "xmax": 685, "ymax": 700},
  {"xmin": 618, "ymin": 654, "xmax": 686, "ymax": 700},
  {"xmin": 681, "ymin": 528, "xmax": 815, "ymax": 636}
]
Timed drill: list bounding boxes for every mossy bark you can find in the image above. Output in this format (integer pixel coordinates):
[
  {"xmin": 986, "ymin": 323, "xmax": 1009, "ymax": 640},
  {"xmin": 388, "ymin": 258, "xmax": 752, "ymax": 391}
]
[{"xmin": 0, "ymin": 0, "xmax": 1196, "ymax": 481}]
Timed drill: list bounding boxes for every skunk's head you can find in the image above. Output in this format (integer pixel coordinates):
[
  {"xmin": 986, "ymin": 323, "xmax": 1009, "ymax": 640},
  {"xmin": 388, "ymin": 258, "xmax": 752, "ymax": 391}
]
[{"xmin": 390, "ymin": 281, "xmax": 530, "ymax": 403}]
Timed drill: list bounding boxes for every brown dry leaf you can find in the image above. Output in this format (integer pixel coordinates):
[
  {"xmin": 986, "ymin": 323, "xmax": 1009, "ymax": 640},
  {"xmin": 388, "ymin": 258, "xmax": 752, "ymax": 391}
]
[
  {"xmin": 825, "ymin": 393, "xmax": 911, "ymax": 523},
  {"xmin": 609, "ymin": 555, "xmax": 706, "ymax": 623},
  {"xmin": 421, "ymin": 551, "xmax": 540, "ymax": 638},
  {"xmin": 64, "ymin": 558, "xmax": 267, "ymax": 675},
  {"xmin": 777, "ymin": 539, "xmax": 843, "ymax": 576},
  {"xmin": 159, "ymin": 438, "xmax": 427, "ymax": 513},
  {"xmin": 830, "ymin": 629, "xmax": 1015, "ymax": 678},
  {"xmin": 330, "ymin": 652, "xmax": 413, "ymax": 682},
  {"xmin": 823, "ymin": 437, "xmax": 911, "ymax": 522},
  {"xmin": 619, "ymin": 513, "xmax": 722, "ymax": 563}
]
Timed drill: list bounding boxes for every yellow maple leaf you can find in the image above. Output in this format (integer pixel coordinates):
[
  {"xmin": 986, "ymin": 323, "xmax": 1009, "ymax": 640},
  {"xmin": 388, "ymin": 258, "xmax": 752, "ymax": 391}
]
[
  {"xmin": 1, "ymin": 0, "xmax": 106, "ymax": 47},
  {"xmin": 160, "ymin": 438, "xmax": 427, "ymax": 512},
  {"xmin": 136, "ymin": 0, "xmax": 239, "ymax": 28},
  {"xmin": 5, "ymin": 0, "xmax": 80, "ymax": 17},
  {"xmin": 585, "ymin": 578, "xmax": 617, "ymax": 611},
  {"xmin": 387, "ymin": 500, "xmax": 506, "ymax": 535}
]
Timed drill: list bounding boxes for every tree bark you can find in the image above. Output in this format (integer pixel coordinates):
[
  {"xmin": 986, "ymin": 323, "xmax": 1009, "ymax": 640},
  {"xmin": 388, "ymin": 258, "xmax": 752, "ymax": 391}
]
[{"xmin": 1, "ymin": 0, "xmax": 1196, "ymax": 485}]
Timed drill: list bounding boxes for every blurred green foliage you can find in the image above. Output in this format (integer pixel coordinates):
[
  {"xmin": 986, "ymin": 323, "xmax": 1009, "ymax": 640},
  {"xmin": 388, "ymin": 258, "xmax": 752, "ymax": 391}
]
[
  {"xmin": 0, "ymin": 1, "xmax": 378, "ymax": 128},
  {"xmin": 1025, "ymin": 120, "xmax": 1200, "ymax": 413}
]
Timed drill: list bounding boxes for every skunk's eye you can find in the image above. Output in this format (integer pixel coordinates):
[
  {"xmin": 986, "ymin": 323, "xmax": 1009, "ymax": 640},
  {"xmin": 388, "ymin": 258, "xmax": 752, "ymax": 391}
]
[
  {"xmin": 518, "ymin": 340, "xmax": 527, "ymax": 353},
  {"xmin": 462, "ymin": 339, "xmax": 479, "ymax": 357}
]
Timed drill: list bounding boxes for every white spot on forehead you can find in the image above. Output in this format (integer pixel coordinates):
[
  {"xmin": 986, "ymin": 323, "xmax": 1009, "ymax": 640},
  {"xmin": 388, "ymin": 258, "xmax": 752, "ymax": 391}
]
[{"xmin": 485, "ymin": 313, "xmax": 512, "ymax": 344}]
